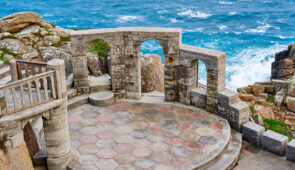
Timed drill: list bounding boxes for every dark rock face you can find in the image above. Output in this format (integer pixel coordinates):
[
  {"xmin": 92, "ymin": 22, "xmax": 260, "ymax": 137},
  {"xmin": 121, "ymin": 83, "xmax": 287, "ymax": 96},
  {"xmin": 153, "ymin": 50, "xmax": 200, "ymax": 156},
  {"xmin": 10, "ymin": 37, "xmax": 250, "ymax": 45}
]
[{"xmin": 271, "ymin": 44, "xmax": 295, "ymax": 80}]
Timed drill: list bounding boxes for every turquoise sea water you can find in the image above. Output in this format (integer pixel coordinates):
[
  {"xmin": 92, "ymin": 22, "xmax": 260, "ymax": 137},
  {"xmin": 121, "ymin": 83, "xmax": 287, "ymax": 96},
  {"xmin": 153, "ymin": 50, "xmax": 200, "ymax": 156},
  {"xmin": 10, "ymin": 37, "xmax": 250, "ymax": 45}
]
[{"xmin": 1, "ymin": 0, "xmax": 295, "ymax": 89}]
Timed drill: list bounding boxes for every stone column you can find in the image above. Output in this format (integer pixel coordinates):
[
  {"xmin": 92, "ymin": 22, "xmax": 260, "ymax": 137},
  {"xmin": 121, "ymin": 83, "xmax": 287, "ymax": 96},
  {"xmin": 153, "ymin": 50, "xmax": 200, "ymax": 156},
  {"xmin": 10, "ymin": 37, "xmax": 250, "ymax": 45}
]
[
  {"xmin": 9, "ymin": 59, "xmax": 18, "ymax": 82},
  {"xmin": 72, "ymin": 56, "xmax": 89, "ymax": 94},
  {"xmin": 1, "ymin": 121, "xmax": 34, "ymax": 170},
  {"xmin": 45, "ymin": 59, "xmax": 71, "ymax": 170}
]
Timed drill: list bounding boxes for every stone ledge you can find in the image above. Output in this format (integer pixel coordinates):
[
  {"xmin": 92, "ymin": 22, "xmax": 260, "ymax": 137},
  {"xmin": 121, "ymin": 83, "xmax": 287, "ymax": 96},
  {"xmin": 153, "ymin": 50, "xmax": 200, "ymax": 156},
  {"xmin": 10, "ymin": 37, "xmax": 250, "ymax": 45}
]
[
  {"xmin": 242, "ymin": 121, "xmax": 265, "ymax": 146},
  {"xmin": 286, "ymin": 139, "xmax": 295, "ymax": 162},
  {"xmin": 180, "ymin": 44, "xmax": 226, "ymax": 59},
  {"xmin": 261, "ymin": 130, "xmax": 288, "ymax": 156}
]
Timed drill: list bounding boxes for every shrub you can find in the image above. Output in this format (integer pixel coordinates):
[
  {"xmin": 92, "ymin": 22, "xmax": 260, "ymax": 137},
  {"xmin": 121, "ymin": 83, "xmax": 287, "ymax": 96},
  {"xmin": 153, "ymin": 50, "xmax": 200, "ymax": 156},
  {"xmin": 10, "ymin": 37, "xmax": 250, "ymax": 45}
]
[{"xmin": 87, "ymin": 39, "xmax": 110, "ymax": 58}]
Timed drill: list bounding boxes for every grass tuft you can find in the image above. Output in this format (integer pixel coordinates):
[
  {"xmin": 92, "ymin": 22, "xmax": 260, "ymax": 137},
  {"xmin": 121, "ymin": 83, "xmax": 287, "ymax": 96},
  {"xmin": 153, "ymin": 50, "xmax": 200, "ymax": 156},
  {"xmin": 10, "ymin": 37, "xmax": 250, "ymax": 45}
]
[
  {"xmin": 87, "ymin": 39, "xmax": 110, "ymax": 58},
  {"xmin": 263, "ymin": 118, "xmax": 293, "ymax": 141}
]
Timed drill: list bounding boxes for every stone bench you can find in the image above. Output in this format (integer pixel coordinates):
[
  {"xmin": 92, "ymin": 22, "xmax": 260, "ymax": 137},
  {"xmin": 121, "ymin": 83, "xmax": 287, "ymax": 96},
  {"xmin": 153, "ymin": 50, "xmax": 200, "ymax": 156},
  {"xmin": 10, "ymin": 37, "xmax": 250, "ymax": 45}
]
[
  {"xmin": 89, "ymin": 91, "xmax": 114, "ymax": 107},
  {"xmin": 261, "ymin": 130, "xmax": 288, "ymax": 156},
  {"xmin": 242, "ymin": 121, "xmax": 265, "ymax": 146}
]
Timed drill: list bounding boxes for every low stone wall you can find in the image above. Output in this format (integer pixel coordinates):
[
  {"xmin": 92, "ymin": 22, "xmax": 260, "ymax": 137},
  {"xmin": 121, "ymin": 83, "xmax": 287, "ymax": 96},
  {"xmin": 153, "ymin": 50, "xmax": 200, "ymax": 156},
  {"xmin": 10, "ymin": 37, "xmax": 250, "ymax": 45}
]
[{"xmin": 242, "ymin": 121, "xmax": 295, "ymax": 162}]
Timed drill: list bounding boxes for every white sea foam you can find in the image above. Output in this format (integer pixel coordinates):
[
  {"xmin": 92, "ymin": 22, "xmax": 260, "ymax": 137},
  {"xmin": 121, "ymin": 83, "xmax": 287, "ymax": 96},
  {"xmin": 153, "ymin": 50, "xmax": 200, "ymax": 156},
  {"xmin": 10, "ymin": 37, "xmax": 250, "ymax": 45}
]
[
  {"xmin": 178, "ymin": 10, "xmax": 212, "ymax": 19},
  {"xmin": 229, "ymin": 12, "xmax": 237, "ymax": 15},
  {"xmin": 245, "ymin": 23, "xmax": 273, "ymax": 33},
  {"xmin": 43, "ymin": 13, "xmax": 53, "ymax": 17},
  {"xmin": 226, "ymin": 44, "xmax": 287, "ymax": 89},
  {"xmin": 277, "ymin": 35, "xmax": 294, "ymax": 39},
  {"xmin": 116, "ymin": 15, "xmax": 143, "ymax": 23},
  {"xmin": 217, "ymin": 1, "xmax": 234, "ymax": 5},
  {"xmin": 170, "ymin": 18, "xmax": 179, "ymax": 23},
  {"xmin": 218, "ymin": 25, "xmax": 227, "ymax": 30}
]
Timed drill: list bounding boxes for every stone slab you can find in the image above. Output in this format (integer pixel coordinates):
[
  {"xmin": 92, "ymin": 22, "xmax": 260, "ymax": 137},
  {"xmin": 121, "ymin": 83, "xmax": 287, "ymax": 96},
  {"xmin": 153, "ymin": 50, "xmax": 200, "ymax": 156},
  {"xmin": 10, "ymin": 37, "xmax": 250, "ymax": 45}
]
[
  {"xmin": 286, "ymin": 139, "xmax": 295, "ymax": 162},
  {"xmin": 89, "ymin": 91, "xmax": 114, "ymax": 107},
  {"xmin": 261, "ymin": 130, "xmax": 288, "ymax": 156},
  {"xmin": 242, "ymin": 121, "xmax": 265, "ymax": 146}
]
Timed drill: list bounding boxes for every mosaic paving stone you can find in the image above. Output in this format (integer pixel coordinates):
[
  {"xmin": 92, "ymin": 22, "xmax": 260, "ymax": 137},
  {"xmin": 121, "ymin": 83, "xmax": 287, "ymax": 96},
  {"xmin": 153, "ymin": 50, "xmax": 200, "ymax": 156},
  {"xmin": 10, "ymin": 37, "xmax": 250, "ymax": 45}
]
[
  {"xmin": 82, "ymin": 110, "xmax": 101, "ymax": 119},
  {"xmin": 69, "ymin": 122, "xmax": 83, "ymax": 131},
  {"xmin": 96, "ymin": 149, "xmax": 117, "ymax": 159},
  {"xmin": 113, "ymin": 134, "xmax": 134, "ymax": 143},
  {"xmin": 96, "ymin": 130, "xmax": 115, "ymax": 139},
  {"xmin": 68, "ymin": 102, "xmax": 229, "ymax": 169},
  {"xmin": 114, "ymin": 143, "xmax": 135, "ymax": 154},
  {"xmin": 171, "ymin": 157, "xmax": 192, "ymax": 168},
  {"xmin": 198, "ymin": 136, "xmax": 217, "ymax": 146},
  {"xmin": 132, "ymin": 147, "xmax": 153, "ymax": 158},
  {"xmin": 170, "ymin": 146, "xmax": 189, "ymax": 157},
  {"xmin": 161, "ymin": 120, "xmax": 179, "ymax": 129},
  {"xmin": 79, "ymin": 135, "xmax": 99, "ymax": 144},
  {"xmin": 81, "ymin": 127, "xmax": 99, "ymax": 135},
  {"xmin": 129, "ymin": 129, "xmax": 149, "ymax": 139},
  {"xmin": 112, "ymin": 117, "xmax": 131, "ymax": 125},
  {"xmin": 134, "ymin": 158, "xmax": 155, "ymax": 169},
  {"xmin": 97, "ymin": 113, "xmax": 116, "ymax": 122},
  {"xmin": 78, "ymin": 145, "xmax": 99, "ymax": 154},
  {"xmin": 95, "ymin": 159, "xmax": 119, "ymax": 170},
  {"xmin": 70, "ymin": 139, "xmax": 82, "ymax": 149},
  {"xmin": 114, "ymin": 154, "xmax": 136, "ymax": 164},
  {"xmin": 78, "ymin": 154, "xmax": 99, "ymax": 165},
  {"xmin": 96, "ymin": 139, "xmax": 116, "ymax": 149}
]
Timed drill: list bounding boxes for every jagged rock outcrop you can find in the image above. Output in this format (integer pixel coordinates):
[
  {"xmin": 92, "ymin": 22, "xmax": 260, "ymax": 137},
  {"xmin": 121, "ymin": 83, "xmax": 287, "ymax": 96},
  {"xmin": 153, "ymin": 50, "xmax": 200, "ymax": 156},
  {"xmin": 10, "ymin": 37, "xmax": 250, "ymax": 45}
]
[
  {"xmin": 141, "ymin": 54, "xmax": 164, "ymax": 92},
  {"xmin": 0, "ymin": 12, "xmax": 72, "ymax": 75},
  {"xmin": 271, "ymin": 43, "xmax": 295, "ymax": 80}
]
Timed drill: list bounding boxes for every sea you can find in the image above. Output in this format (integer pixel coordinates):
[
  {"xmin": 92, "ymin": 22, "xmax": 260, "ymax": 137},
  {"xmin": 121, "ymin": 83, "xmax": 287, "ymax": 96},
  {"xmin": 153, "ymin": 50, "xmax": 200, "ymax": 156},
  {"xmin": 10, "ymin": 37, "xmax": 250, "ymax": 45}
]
[{"xmin": 1, "ymin": 0, "xmax": 295, "ymax": 89}]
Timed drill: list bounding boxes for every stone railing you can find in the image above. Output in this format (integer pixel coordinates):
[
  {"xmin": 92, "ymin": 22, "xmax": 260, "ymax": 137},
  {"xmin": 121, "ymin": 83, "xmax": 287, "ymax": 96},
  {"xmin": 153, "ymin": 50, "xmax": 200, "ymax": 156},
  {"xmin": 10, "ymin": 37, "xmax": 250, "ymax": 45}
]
[
  {"xmin": 0, "ymin": 59, "xmax": 71, "ymax": 170},
  {"xmin": 10, "ymin": 60, "xmax": 48, "ymax": 82},
  {"xmin": 0, "ymin": 71, "xmax": 56, "ymax": 115}
]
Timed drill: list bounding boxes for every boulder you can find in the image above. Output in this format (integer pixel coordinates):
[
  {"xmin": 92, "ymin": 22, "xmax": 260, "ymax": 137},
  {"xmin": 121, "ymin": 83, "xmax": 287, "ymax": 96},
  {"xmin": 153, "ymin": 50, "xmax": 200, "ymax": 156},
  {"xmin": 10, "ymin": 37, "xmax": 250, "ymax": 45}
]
[
  {"xmin": 239, "ymin": 94, "xmax": 256, "ymax": 103},
  {"xmin": 43, "ymin": 35, "xmax": 60, "ymax": 46},
  {"xmin": 39, "ymin": 46, "xmax": 60, "ymax": 61},
  {"xmin": 86, "ymin": 52, "xmax": 102, "ymax": 77},
  {"xmin": 286, "ymin": 96, "xmax": 295, "ymax": 112},
  {"xmin": 141, "ymin": 54, "xmax": 164, "ymax": 92},
  {"xmin": 275, "ymin": 89, "xmax": 287, "ymax": 107},
  {"xmin": 0, "ymin": 12, "xmax": 42, "ymax": 32},
  {"xmin": 16, "ymin": 24, "xmax": 40, "ymax": 35},
  {"xmin": 276, "ymin": 68, "xmax": 294, "ymax": 78},
  {"xmin": 60, "ymin": 50, "xmax": 72, "ymax": 76},
  {"xmin": 252, "ymin": 84, "xmax": 264, "ymax": 96},
  {"xmin": 4, "ymin": 54, "xmax": 13, "ymax": 61},
  {"xmin": 0, "ymin": 32, "xmax": 13, "ymax": 39},
  {"xmin": 49, "ymin": 26, "xmax": 70, "ymax": 38},
  {"xmin": 21, "ymin": 51, "xmax": 39, "ymax": 60},
  {"xmin": 0, "ymin": 38, "xmax": 30, "ymax": 55},
  {"xmin": 38, "ymin": 20, "xmax": 55, "ymax": 29},
  {"xmin": 288, "ymin": 77, "xmax": 295, "ymax": 97},
  {"xmin": 254, "ymin": 104, "xmax": 275, "ymax": 119}
]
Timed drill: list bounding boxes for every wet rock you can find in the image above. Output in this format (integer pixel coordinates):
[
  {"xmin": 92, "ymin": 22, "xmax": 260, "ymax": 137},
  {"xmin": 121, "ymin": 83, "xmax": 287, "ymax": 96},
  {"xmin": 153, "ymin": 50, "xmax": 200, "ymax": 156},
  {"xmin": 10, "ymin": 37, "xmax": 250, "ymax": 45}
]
[
  {"xmin": 0, "ymin": 12, "xmax": 42, "ymax": 32},
  {"xmin": 141, "ymin": 54, "xmax": 164, "ymax": 92}
]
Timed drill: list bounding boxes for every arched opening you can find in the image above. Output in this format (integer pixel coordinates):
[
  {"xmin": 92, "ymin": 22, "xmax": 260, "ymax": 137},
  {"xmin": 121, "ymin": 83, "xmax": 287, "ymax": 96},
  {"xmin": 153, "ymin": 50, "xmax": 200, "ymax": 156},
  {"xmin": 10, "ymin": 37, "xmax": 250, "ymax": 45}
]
[
  {"xmin": 86, "ymin": 39, "xmax": 111, "ymax": 77},
  {"xmin": 197, "ymin": 60, "xmax": 207, "ymax": 88},
  {"xmin": 140, "ymin": 40, "xmax": 165, "ymax": 94}
]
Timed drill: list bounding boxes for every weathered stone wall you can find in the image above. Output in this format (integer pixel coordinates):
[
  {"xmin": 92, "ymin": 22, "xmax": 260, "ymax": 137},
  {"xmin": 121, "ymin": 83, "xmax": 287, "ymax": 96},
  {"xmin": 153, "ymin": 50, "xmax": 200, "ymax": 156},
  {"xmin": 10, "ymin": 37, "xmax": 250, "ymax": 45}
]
[
  {"xmin": 71, "ymin": 27, "xmax": 181, "ymax": 100},
  {"xmin": 271, "ymin": 43, "xmax": 295, "ymax": 80}
]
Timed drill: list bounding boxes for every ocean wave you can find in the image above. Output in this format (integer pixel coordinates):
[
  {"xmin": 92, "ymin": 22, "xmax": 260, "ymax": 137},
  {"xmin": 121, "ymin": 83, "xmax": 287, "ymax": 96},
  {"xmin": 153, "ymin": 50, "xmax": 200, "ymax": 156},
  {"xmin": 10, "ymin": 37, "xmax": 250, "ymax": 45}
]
[
  {"xmin": 170, "ymin": 18, "xmax": 179, "ymax": 23},
  {"xmin": 43, "ymin": 13, "xmax": 53, "ymax": 17},
  {"xmin": 178, "ymin": 10, "xmax": 212, "ymax": 19},
  {"xmin": 183, "ymin": 28, "xmax": 204, "ymax": 32},
  {"xmin": 277, "ymin": 35, "xmax": 295, "ymax": 39},
  {"xmin": 229, "ymin": 12, "xmax": 237, "ymax": 15},
  {"xmin": 218, "ymin": 25, "xmax": 227, "ymax": 30},
  {"xmin": 217, "ymin": 1, "xmax": 234, "ymax": 5},
  {"xmin": 245, "ymin": 23, "xmax": 275, "ymax": 33},
  {"xmin": 226, "ymin": 44, "xmax": 286, "ymax": 89},
  {"xmin": 115, "ymin": 15, "xmax": 143, "ymax": 23}
]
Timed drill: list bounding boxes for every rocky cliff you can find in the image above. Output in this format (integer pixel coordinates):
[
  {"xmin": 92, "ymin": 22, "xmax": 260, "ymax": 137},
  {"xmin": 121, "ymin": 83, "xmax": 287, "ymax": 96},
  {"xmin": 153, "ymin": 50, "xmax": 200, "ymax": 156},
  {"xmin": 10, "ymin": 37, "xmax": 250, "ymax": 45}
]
[{"xmin": 271, "ymin": 43, "xmax": 295, "ymax": 80}]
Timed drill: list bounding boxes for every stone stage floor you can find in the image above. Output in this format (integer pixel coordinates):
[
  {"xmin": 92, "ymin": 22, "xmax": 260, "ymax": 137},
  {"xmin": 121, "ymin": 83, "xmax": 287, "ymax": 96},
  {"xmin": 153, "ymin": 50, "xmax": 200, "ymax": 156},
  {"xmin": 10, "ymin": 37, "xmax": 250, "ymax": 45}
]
[{"xmin": 67, "ymin": 102, "xmax": 230, "ymax": 170}]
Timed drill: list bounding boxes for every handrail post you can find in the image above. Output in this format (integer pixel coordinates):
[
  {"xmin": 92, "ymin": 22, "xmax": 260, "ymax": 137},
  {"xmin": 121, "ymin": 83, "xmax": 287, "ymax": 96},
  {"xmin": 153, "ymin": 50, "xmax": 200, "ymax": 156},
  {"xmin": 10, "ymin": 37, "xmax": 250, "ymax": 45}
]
[
  {"xmin": 44, "ymin": 59, "xmax": 71, "ymax": 170},
  {"xmin": 9, "ymin": 59, "xmax": 18, "ymax": 82}
]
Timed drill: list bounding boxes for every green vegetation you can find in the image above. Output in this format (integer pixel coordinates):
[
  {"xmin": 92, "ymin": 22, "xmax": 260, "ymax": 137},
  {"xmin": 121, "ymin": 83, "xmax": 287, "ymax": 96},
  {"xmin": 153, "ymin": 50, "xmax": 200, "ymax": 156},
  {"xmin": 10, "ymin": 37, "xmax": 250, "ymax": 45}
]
[
  {"xmin": 249, "ymin": 105, "xmax": 255, "ymax": 113},
  {"xmin": 263, "ymin": 118, "xmax": 293, "ymax": 141},
  {"xmin": 53, "ymin": 36, "xmax": 71, "ymax": 47},
  {"xmin": 267, "ymin": 94, "xmax": 275, "ymax": 103},
  {"xmin": 87, "ymin": 39, "xmax": 110, "ymax": 58},
  {"xmin": 0, "ymin": 48, "xmax": 17, "ymax": 64}
]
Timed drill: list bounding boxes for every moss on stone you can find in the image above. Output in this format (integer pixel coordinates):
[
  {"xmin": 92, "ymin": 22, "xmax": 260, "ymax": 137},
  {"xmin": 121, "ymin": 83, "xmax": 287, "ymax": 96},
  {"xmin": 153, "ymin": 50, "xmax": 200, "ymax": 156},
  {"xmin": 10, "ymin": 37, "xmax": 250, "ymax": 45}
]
[
  {"xmin": 263, "ymin": 118, "xmax": 293, "ymax": 141},
  {"xmin": 87, "ymin": 39, "xmax": 110, "ymax": 58},
  {"xmin": 52, "ymin": 36, "xmax": 71, "ymax": 47},
  {"xmin": 267, "ymin": 94, "xmax": 275, "ymax": 103},
  {"xmin": 249, "ymin": 105, "xmax": 255, "ymax": 113}
]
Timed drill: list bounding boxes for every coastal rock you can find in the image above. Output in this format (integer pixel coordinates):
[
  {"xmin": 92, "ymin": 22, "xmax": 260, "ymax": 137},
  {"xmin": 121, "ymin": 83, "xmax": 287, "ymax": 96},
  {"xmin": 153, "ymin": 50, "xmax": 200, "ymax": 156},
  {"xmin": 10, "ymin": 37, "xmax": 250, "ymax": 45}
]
[
  {"xmin": 39, "ymin": 46, "xmax": 60, "ymax": 61},
  {"xmin": 275, "ymin": 89, "xmax": 287, "ymax": 107},
  {"xmin": 254, "ymin": 104, "xmax": 275, "ymax": 119},
  {"xmin": 0, "ymin": 38, "xmax": 30, "ymax": 55},
  {"xmin": 49, "ymin": 26, "xmax": 70, "ymax": 38},
  {"xmin": 4, "ymin": 54, "xmax": 14, "ymax": 61},
  {"xmin": 38, "ymin": 20, "xmax": 55, "ymax": 29},
  {"xmin": 237, "ymin": 86, "xmax": 252, "ymax": 94},
  {"xmin": 60, "ymin": 49, "xmax": 72, "ymax": 76},
  {"xmin": 0, "ymin": 12, "xmax": 42, "ymax": 32},
  {"xmin": 16, "ymin": 24, "xmax": 40, "ymax": 35},
  {"xmin": 21, "ymin": 51, "xmax": 39, "ymax": 60},
  {"xmin": 141, "ymin": 54, "xmax": 164, "ymax": 92},
  {"xmin": 239, "ymin": 94, "xmax": 256, "ymax": 103},
  {"xmin": 286, "ymin": 96, "xmax": 295, "ymax": 112},
  {"xmin": 0, "ymin": 32, "xmax": 13, "ymax": 39},
  {"xmin": 252, "ymin": 84, "xmax": 264, "ymax": 96},
  {"xmin": 86, "ymin": 52, "xmax": 102, "ymax": 77},
  {"xmin": 43, "ymin": 35, "xmax": 60, "ymax": 46}
]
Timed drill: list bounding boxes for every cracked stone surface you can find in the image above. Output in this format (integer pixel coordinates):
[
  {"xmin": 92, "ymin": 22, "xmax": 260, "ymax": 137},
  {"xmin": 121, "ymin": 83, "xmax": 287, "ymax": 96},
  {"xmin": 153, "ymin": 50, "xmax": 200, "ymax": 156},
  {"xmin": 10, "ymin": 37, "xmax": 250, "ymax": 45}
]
[{"xmin": 68, "ymin": 102, "xmax": 229, "ymax": 169}]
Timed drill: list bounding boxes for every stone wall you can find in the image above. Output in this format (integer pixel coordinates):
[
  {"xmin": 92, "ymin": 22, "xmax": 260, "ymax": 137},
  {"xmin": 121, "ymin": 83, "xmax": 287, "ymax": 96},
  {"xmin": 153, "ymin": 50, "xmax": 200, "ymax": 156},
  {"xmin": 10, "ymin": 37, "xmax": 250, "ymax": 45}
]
[{"xmin": 271, "ymin": 43, "xmax": 295, "ymax": 80}]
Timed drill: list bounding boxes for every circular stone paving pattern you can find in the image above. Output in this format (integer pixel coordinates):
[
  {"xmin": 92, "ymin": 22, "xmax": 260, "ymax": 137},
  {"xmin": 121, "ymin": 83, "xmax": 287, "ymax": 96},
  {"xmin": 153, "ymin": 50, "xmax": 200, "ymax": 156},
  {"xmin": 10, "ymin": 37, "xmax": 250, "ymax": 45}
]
[{"xmin": 68, "ymin": 102, "xmax": 230, "ymax": 170}]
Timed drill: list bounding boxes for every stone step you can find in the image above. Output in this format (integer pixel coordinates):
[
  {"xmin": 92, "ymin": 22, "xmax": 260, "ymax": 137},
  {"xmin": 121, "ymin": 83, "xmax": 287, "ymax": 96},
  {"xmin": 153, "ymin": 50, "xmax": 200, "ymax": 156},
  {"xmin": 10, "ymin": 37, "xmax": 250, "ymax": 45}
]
[
  {"xmin": 89, "ymin": 74, "xmax": 111, "ymax": 93},
  {"xmin": 219, "ymin": 88, "xmax": 239, "ymax": 105},
  {"xmin": 67, "ymin": 88, "xmax": 77, "ymax": 100},
  {"xmin": 89, "ymin": 91, "xmax": 114, "ymax": 107},
  {"xmin": 0, "ymin": 66, "xmax": 10, "ymax": 79},
  {"xmin": 229, "ymin": 101, "xmax": 250, "ymax": 131},
  {"xmin": 0, "ymin": 75, "xmax": 11, "ymax": 86},
  {"xmin": 0, "ymin": 61, "xmax": 5, "ymax": 69},
  {"xmin": 205, "ymin": 130, "xmax": 242, "ymax": 170},
  {"xmin": 67, "ymin": 94, "xmax": 89, "ymax": 110}
]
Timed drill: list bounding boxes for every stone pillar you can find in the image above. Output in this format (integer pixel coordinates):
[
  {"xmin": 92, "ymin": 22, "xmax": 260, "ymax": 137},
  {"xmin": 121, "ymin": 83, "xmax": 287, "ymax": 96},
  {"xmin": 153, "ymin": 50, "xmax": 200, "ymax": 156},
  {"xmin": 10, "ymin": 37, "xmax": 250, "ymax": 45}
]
[
  {"xmin": 45, "ymin": 59, "xmax": 71, "ymax": 170},
  {"xmin": 1, "ymin": 121, "xmax": 34, "ymax": 170},
  {"xmin": 9, "ymin": 59, "xmax": 18, "ymax": 82},
  {"xmin": 72, "ymin": 56, "xmax": 89, "ymax": 94}
]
